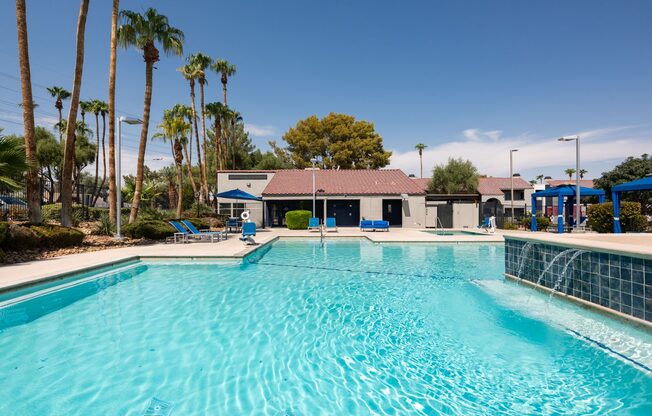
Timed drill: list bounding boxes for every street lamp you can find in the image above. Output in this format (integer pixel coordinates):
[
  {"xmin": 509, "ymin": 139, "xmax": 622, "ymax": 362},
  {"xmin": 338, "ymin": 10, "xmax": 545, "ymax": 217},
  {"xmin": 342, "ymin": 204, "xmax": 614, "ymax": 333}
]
[
  {"xmin": 509, "ymin": 149, "xmax": 518, "ymax": 222},
  {"xmin": 310, "ymin": 157, "xmax": 318, "ymax": 218},
  {"xmin": 558, "ymin": 135, "xmax": 580, "ymax": 231},
  {"xmin": 115, "ymin": 116, "xmax": 142, "ymax": 239}
]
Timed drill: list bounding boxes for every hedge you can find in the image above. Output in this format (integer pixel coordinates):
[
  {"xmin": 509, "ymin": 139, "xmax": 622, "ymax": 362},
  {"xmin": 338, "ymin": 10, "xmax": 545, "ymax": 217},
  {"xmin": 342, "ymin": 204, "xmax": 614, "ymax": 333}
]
[
  {"xmin": 587, "ymin": 202, "xmax": 648, "ymax": 233},
  {"xmin": 285, "ymin": 210, "xmax": 312, "ymax": 230},
  {"xmin": 0, "ymin": 223, "xmax": 84, "ymax": 250},
  {"xmin": 520, "ymin": 215, "xmax": 552, "ymax": 231},
  {"xmin": 122, "ymin": 218, "xmax": 210, "ymax": 240}
]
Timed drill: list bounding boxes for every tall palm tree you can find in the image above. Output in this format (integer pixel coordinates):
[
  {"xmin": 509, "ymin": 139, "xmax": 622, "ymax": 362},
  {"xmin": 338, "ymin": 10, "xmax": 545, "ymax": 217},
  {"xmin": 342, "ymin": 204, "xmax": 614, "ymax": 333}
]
[
  {"xmin": 153, "ymin": 111, "xmax": 190, "ymax": 218},
  {"xmin": 118, "ymin": 8, "xmax": 184, "ymax": 223},
  {"xmin": 60, "ymin": 0, "xmax": 90, "ymax": 227},
  {"xmin": 0, "ymin": 134, "xmax": 28, "ymax": 191},
  {"xmin": 222, "ymin": 108, "xmax": 242, "ymax": 169},
  {"xmin": 171, "ymin": 104, "xmax": 197, "ymax": 198},
  {"xmin": 205, "ymin": 101, "xmax": 227, "ymax": 175},
  {"xmin": 15, "ymin": 0, "xmax": 41, "ymax": 222},
  {"xmin": 177, "ymin": 62, "xmax": 206, "ymax": 202},
  {"xmin": 189, "ymin": 53, "xmax": 212, "ymax": 200},
  {"xmin": 95, "ymin": 100, "xmax": 109, "ymax": 205},
  {"xmin": 46, "ymin": 86, "xmax": 71, "ymax": 142},
  {"xmin": 79, "ymin": 100, "xmax": 93, "ymax": 124},
  {"xmin": 415, "ymin": 143, "xmax": 427, "ymax": 178},
  {"xmin": 107, "ymin": 0, "xmax": 120, "ymax": 225},
  {"xmin": 536, "ymin": 174, "xmax": 544, "ymax": 184},
  {"xmin": 89, "ymin": 99, "xmax": 102, "ymax": 204},
  {"xmin": 213, "ymin": 59, "xmax": 236, "ymax": 106},
  {"xmin": 579, "ymin": 169, "xmax": 588, "ymax": 179},
  {"xmin": 565, "ymin": 168, "xmax": 576, "ymax": 180}
]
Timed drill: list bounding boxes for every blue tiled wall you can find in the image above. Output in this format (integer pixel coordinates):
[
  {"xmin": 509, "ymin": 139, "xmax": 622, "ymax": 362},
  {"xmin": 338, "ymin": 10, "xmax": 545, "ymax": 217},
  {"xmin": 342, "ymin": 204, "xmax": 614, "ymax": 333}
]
[{"xmin": 505, "ymin": 237, "xmax": 652, "ymax": 323}]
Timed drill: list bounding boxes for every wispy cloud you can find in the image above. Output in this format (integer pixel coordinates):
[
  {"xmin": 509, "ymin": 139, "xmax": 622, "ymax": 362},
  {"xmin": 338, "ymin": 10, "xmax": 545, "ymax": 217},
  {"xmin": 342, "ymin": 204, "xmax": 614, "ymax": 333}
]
[
  {"xmin": 245, "ymin": 123, "xmax": 276, "ymax": 137},
  {"xmin": 389, "ymin": 125, "xmax": 652, "ymax": 178}
]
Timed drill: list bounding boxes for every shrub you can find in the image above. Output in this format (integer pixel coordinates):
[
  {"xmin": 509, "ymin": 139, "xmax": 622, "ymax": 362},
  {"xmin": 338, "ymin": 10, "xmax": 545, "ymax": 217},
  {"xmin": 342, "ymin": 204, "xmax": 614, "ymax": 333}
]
[
  {"xmin": 0, "ymin": 248, "xmax": 5, "ymax": 263},
  {"xmin": 29, "ymin": 224, "xmax": 85, "ymax": 248},
  {"xmin": 42, "ymin": 203, "xmax": 88, "ymax": 225},
  {"xmin": 122, "ymin": 220, "xmax": 175, "ymax": 240},
  {"xmin": 0, "ymin": 223, "xmax": 39, "ymax": 250},
  {"xmin": 0, "ymin": 221, "xmax": 8, "ymax": 246},
  {"xmin": 92, "ymin": 212, "xmax": 114, "ymax": 236},
  {"xmin": 520, "ymin": 215, "xmax": 551, "ymax": 231},
  {"xmin": 501, "ymin": 222, "xmax": 518, "ymax": 230},
  {"xmin": 285, "ymin": 210, "xmax": 311, "ymax": 230},
  {"xmin": 588, "ymin": 202, "xmax": 648, "ymax": 233}
]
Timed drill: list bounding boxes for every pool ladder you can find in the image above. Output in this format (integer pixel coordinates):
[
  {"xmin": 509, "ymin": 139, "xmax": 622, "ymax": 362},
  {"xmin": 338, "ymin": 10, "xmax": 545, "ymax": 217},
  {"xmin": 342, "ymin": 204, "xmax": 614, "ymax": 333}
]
[{"xmin": 319, "ymin": 224, "xmax": 325, "ymax": 247}]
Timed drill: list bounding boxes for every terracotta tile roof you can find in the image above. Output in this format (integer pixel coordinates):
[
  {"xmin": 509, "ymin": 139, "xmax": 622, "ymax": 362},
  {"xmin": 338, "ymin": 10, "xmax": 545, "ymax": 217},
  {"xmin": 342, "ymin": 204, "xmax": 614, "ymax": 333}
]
[
  {"xmin": 412, "ymin": 178, "xmax": 431, "ymax": 191},
  {"xmin": 546, "ymin": 179, "xmax": 595, "ymax": 188},
  {"xmin": 218, "ymin": 170, "xmax": 277, "ymax": 173},
  {"xmin": 477, "ymin": 177, "xmax": 532, "ymax": 196},
  {"xmin": 262, "ymin": 169, "xmax": 426, "ymax": 196}
]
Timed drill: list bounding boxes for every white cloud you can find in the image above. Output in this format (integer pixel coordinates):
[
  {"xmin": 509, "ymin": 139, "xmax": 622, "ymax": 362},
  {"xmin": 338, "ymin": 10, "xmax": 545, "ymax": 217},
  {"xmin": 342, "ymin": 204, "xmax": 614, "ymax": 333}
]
[
  {"xmin": 244, "ymin": 123, "xmax": 275, "ymax": 137},
  {"xmin": 389, "ymin": 125, "xmax": 652, "ymax": 179}
]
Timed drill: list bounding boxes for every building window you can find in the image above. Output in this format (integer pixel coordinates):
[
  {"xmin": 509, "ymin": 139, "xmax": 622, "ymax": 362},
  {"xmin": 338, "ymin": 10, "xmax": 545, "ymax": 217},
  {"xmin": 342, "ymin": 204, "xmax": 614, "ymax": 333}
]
[
  {"xmin": 228, "ymin": 174, "xmax": 267, "ymax": 180},
  {"xmin": 218, "ymin": 202, "xmax": 246, "ymax": 217},
  {"xmin": 504, "ymin": 190, "xmax": 525, "ymax": 201}
]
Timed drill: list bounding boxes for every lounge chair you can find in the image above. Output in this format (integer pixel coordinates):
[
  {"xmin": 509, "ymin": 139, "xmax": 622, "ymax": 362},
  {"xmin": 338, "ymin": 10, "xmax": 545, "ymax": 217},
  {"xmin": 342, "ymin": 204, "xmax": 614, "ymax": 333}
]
[
  {"xmin": 478, "ymin": 216, "xmax": 496, "ymax": 233},
  {"xmin": 168, "ymin": 220, "xmax": 190, "ymax": 243},
  {"xmin": 308, "ymin": 217, "xmax": 320, "ymax": 231},
  {"xmin": 360, "ymin": 220, "xmax": 374, "ymax": 231},
  {"xmin": 240, "ymin": 222, "xmax": 257, "ymax": 245},
  {"xmin": 372, "ymin": 220, "xmax": 390, "ymax": 231},
  {"xmin": 325, "ymin": 217, "xmax": 337, "ymax": 232},
  {"xmin": 180, "ymin": 220, "xmax": 225, "ymax": 242}
]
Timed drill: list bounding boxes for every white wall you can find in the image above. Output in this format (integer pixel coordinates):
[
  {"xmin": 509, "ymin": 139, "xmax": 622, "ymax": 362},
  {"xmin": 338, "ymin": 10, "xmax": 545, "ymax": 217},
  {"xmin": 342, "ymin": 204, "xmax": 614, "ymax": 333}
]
[
  {"xmin": 216, "ymin": 171, "xmax": 274, "ymax": 226},
  {"xmin": 452, "ymin": 202, "xmax": 479, "ymax": 228}
]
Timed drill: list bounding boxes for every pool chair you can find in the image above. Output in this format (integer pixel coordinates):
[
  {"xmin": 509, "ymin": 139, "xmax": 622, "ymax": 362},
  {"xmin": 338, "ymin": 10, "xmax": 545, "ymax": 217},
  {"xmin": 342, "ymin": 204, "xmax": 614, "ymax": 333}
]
[
  {"xmin": 372, "ymin": 220, "xmax": 390, "ymax": 231},
  {"xmin": 240, "ymin": 222, "xmax": 258, "ymax": 245},
  {"xmin": 226, "ymin": 217, "xmax": 241, "ymax": 233},
  {"xmin": 308, "ymin": 217, "xmax": 320, "ymax": 231},
  {"xmin": 168, "ymin": 220, "xmax": 190, "ymax": 243},
  {"xmin": 325, "ymin": 217, "xmax": 337, "ymax": 232},
  {"xmin": 360, "ymin": 220, "xmax": 375, "ymax": 231},
  {"xmin": 180, "ymin": 220, "xmax": 225, "ymax": 242},
  {"xmin": 478, "ymin": 216, "xmax": 496, "ymax": 234}
]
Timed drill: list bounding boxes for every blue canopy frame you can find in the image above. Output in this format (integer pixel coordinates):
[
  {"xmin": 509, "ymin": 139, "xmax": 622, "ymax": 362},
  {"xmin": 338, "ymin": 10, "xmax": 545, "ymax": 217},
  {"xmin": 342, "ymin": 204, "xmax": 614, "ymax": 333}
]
[
  {"xmin": 530, "ymin": 185, "xmax": 605, "ymax": 233},
  {"xmin": 611, "ymin": 176, "xmax": 652, "ymax": 233}
]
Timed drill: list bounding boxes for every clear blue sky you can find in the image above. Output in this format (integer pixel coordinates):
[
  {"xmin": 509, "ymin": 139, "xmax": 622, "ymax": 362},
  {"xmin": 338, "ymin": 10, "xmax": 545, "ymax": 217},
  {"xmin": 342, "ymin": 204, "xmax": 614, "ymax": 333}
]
[{"xmin": 1, "ymin": 0, "xmax": 651, "ymax": 179}]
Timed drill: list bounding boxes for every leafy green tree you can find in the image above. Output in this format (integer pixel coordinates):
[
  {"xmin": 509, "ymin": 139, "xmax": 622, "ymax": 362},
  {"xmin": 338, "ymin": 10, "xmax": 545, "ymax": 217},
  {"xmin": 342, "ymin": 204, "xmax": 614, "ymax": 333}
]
[
  {"xmin": 595, "ymin": 154, "xmax": 652, "ymax": 214},
  {"xmin": 0, "ymin": 132, "xmax": 28, "ymax": 191},
  {"xmin": 282, "ymin": 113, "xmax": 391, "ymax": 169},
  {"xmin": 118, "ymin": 7, "xmax": 184, "ymax": 223},
  {"xmin": 565, "ymin": 168, "xmax": 576, "ymax": 180},
  {"xmin": 34, "ymin": 127, "xmax": 62, "ymax": 202},
  {"xmin": 428, "ymin": 158, "xmax": 479, "ymax": 194}
]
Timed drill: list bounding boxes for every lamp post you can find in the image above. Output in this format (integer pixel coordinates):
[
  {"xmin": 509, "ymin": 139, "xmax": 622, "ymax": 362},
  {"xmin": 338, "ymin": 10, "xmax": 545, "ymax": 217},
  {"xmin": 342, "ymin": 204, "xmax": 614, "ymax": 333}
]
[
  {"xmin": 558, "ymin": 135, "xmax": 580, "ymax": 231},
  {"xmin": 310, "ymin": 157, "xmax": 318, "ymax": 217},
  {"xmin": 115, "ymin": 116, "xmax": 142, "ymax": 239},
  {"xmin": 510, "ymin": 149, "xmax": 518, "ymax": 222}
]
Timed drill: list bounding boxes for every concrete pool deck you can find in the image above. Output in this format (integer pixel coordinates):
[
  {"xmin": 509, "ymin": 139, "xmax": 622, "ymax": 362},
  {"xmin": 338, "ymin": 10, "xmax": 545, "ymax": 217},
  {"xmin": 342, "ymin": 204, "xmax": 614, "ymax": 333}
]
[{"xmin": 0, "ymin": 228, "xmax": 503, "ymax": 291}]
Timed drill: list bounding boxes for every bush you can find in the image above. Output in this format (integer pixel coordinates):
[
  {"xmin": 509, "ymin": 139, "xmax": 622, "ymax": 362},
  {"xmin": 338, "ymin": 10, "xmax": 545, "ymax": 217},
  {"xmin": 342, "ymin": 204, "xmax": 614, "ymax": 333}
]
[
  {"xmin": 0, "ymin": 223, "xmax": 39, "ymax": 250},
  {"xmin": 285, "ymin": 210, "xmax": 312, "ymax": 230},
  {"xmin": 122, "ymin": 220, "xmax": 175, "ymax": 240},
  {"xmin": 0, "ymin": 248, "xmax": 5, "ymax": 263},
  {"xmin": 501, "ymin": 222, "xmax": 518, "ymax": 230},
  {"xmin": 29, "ymin": 224, "xmax": 85, "ymax": 248},
  {"xmin": 588, "ymin": 202, "xmax": 648, "ymax": 233},
  {"xmin": 520, "ymin": 215, "xmax": 551, "ymax": 231},
  {"xmin": 42, "ymin": 203, "xmax": 89, "ymax": 225},
  {"xmin": 92, "ymin": 212, "xmax": 114, "ymax": 236},
  {"xmin": 0, "ymin": 222, "xmax": 8, "ymax": 246}
]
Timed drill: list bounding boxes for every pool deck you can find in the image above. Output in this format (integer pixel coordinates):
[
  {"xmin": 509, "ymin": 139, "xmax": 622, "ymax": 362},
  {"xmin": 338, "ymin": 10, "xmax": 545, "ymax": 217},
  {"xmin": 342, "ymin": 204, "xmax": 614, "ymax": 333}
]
[{"xmin": 0, "ymin": 228, "xmax": 502, "ymax": 292}]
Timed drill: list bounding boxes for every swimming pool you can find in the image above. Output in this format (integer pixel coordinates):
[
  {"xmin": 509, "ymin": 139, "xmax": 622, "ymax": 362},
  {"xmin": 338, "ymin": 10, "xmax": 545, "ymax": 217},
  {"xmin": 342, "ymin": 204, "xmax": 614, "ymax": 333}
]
[
  {"xmin": 1, "ymin": 239, "xmax": 651, "ymax": 415},
  {"xmin": 422, "ymin": 230, "xmax": 488, "ymax": 236}
]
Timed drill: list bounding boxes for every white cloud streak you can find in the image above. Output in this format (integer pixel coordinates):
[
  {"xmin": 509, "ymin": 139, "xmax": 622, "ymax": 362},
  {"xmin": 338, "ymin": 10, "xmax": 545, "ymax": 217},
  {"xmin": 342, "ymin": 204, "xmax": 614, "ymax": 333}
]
[{"xmin": 245, "ymin": 123, "xmax": 275, "ymax": 137}]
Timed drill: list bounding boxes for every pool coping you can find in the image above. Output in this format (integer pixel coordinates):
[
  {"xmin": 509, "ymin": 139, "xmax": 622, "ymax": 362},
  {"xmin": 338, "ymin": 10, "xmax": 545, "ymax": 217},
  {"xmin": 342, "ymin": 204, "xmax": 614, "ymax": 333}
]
[{"xmin": 504, "ymin": 272, "xmax": 652, "ymax": 333}]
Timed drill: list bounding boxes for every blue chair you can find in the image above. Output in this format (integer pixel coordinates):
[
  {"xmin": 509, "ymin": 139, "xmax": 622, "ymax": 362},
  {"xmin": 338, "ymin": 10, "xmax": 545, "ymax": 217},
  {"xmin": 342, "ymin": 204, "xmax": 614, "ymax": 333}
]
[
  {"xmin": 168, "ymin": 220, "xmax": 190, "ymax": 243},
  {"xmin": 360, "ymin": 220, "xmax": 374, "ymax": 231},
  {"xmin": 325, "ymin": 217, "xmax": 337, "ymax": 232},
  {"xmin": 242, "ymin": 222, "xmax": 257, "ymax": 237},
  {"xmin": 372, "ymin": 220, "xmax": 390, "ymax": 231},
  {"xmin": 308, "ymin": 217, "xmax": 320, "ymax": 231},
  {"xmin": 180, "ymin": 220, "xmax": 224, "ymax": 242},
  {"xmin": 226, "ymin": 217, "xmax": 241, "ymax": 233}
]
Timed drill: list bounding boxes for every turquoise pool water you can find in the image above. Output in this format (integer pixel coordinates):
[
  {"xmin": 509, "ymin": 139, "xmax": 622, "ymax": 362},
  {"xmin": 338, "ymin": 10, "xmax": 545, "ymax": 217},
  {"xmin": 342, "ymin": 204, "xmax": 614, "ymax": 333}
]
[
  {"xmin": 422, "ymin": 230, "xmax": 487, "ymax": 236},
  {"xmin": 1, "ymin": 239, "xmax": 651, "ymax": 415}
]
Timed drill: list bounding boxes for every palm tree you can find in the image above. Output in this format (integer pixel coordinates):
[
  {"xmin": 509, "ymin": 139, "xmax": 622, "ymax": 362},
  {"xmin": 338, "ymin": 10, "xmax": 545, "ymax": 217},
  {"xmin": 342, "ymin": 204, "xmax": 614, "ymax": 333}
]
[
  {"xmin": 565, "ymin": 168, "xmax": 576, "ymax": 180},
  {"xmin": 222, "ymin": 107, "xmax": 242, "ymax": 169},
  {"xmin": 171, "ymin": 104, "xmax": 197, "ymax": 198},
  {"xmin": 107, "ymin": 0, "xmax": 120, "ymax": 225},
  {"xmin": 0, "ymin": 134, "xmax": 28, "ymax": 191},
  {"xmin": 95, "ymin": 100, "xmax": 109, "ymax": 205},
  {"xmin": 177, "ymin": 62, "xmax": 206, "ymax": 202},
  {"xmin": 205, "ymin": 101, "xmax": 227, "ymax": 175},
  {"xmin": 153, "ymin": 110, "xmax": 190, "ymax": 218},
  {"xmin": 579, "ymin": 169, "xmax": 588, "ymax": 179},
  {"xmin": 189, "ymin": 53, "xmax": 212, "ymax": 200},
  {"xmin": 60, "ymin": 0, "xmax": 90, "ymax": 227},
  {"xmin": 15, "ymin": 0, "xmax": 41, "ymax": 222},
  {"xmin": 536, "ymin": 174, "xmax": 544, "ymax": 184},
  {"xmin": 213, "ymin": 59, "xmax": 236, "ymax": 106},
  {"xmin": 415, "ymin": 143, "xmax": 427, "ymax": 178},
  {"xmin": 118, "ymin": 8, "xmax": 184, "ymax": 223},
  {"xmin": 79, "ymin": 100, "xmax": 93, "ymax": 124},
  {"xmin": 46, "ymin": 86, "xmax": 71, "ymax": 142}
]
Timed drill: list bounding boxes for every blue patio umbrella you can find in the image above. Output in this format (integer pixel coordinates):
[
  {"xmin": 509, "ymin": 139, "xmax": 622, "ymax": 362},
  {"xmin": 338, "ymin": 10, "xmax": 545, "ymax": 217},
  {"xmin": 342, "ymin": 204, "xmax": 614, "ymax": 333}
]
[
  {"xmin": 530, "ymin": 185, "xmax": 605, "ymax": 233},
  {"xmin": 216, "ymin": 188, "xmax": 262, "ymax": 201},
  {"xmin": 611, "ymin": 176, "xmax": 652, "ymax": 233}
]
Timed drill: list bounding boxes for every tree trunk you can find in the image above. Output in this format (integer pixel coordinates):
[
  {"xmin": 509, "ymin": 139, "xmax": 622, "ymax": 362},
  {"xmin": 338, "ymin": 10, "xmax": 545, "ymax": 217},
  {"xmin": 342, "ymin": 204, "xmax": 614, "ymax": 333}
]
[
  {"xmin": 188, "ymin": 80, "xmax": 206, "ymax": 204},
  {"xmin": 93, "ymin": 113, "xmax": 107, "ymax": 206},
  {"xmin": 182, "ymin": 141, "xmax": 197, "ymax": 196},
  {"xmin": 174, "ymin": 141, "xmax": 183, "ymax": 219},
  {"xmin": 91, "ymin": 112, "xmax": 100, "ymax": 206},
  {"xmin": 60, "ymin": 0, "xmax": 89, "ymax": 227},
  {"xmin": 57, "ymin": 107, "xmax": 63, "ymax": 142},
  {"xmin": 15, "ymin": 0, "xmax": 41, "ymax": 223},
  {"xmin": 222, "ymin": 80, "xmax": 227, "ymax": 106},
  {"xmin": 107, "ymin": 0, "xmax": 119, "ymax": 224},
  {"xmin": 199, "ymin": 81, "xmax": 210, "ymax": 202},
  {"xmin": 129, "ymin": 50, "xmax": 155, "ymax": 224}
]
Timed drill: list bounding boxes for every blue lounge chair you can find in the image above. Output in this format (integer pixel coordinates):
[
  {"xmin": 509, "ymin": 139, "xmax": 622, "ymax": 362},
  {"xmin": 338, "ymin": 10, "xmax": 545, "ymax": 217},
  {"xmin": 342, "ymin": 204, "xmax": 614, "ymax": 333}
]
[
  {"xmin": 372, "ymin": 220, "xmax": 390, "ymax": 231},
  {"xmin": 181, "ymin": 220, "xmax": 225, "ymax": 242},
  {"xmin": 308, "ymin": 217, "xmax": 320, "ymax": 231},
  {"xmin": 168, "ymin": 220, "xmax": 190, "ymax": 243},
  {"xmin": 478, "ymin": 216, "xmax": 496, "ymax": 233},
  {"xmin": 360, "ymin": 220, "xmax": 374, "ymax": 231},
  {"xmin": 242, "ymin": 222, "xmax": 256, "ymax": 237},
  {"xmin": 325, "ymin": 217, "xmax": 337, "ymax": 232}
]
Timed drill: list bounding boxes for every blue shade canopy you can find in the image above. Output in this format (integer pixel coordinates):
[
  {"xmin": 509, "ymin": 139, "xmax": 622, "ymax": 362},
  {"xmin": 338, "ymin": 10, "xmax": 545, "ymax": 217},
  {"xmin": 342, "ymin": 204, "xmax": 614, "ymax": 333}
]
[
  {"xmin": 531, "ymin": 184, "xmax": 605, "ymax": 198},
  {"xmin": 612, "ymin": 176, "xmax": 652, "ymax": 192},
  {"xmin": 216, "ymin": 188, "xmax": 262, "ymax": 201}
]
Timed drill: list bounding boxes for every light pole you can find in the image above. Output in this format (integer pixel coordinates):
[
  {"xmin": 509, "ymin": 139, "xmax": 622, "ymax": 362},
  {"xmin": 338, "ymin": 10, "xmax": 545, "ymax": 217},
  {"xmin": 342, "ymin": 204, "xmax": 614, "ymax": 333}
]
[
  {"xmin": 558, "ymin": 135, "xmax": 580, "ymax": 231},
  {"xmin": 115, "ymin": 116, "xmax": 142, "ymax": 239},
  {"xmin": 310, "ymin": 157, "xmax": 318, "ymax": 218},
  {"xmin": 509, "ymin": 149, "xmax": 518, "ymax": 222}
]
